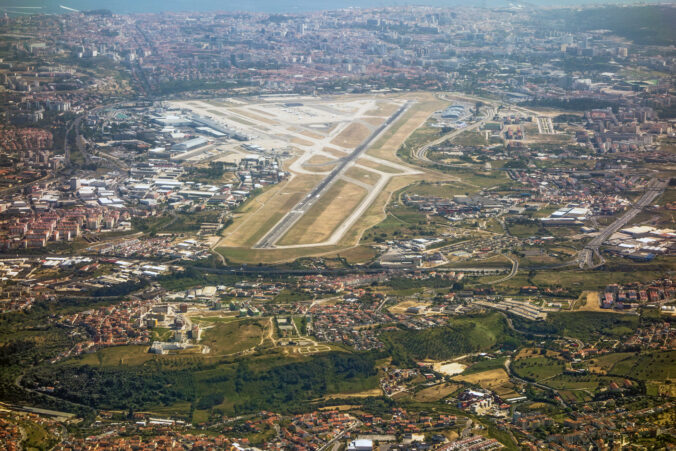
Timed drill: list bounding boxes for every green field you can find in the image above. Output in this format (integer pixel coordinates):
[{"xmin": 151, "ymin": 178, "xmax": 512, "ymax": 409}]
[
  {"xmin": 404, "ymin": 181, "xmax": 475, "ymax": 198},
  {"xmin": 483, "ymin": 268, "xmax": 666, "ymax": 296},
  {"xmin": 151, "ymin": 327, "xmax": 173, "ymax": 342},
  {"xmin": 190, "ymin": 315, "xmax": 239, "ymax": 324},
  {"xmin": 382, "ymin": 312, "xmax": 521, "ymax": 363},
  {"xmin": 545, "ymin": 374, "xmax": 621, "ymax": 392},
  {"xmin": 362, "ymin": 203, "xmax": 450, "ymax": 243},
  {"xmin": 462, "ymin": 356, "xmax": 508, "ymax": 375},
  {"xmin": 74, "ymin": 345, "xmax": 155, "ymax": 367},
  {"xmin": 200, "ymin": 319, "xmax": 266, "ymax": 355},
  {"xmin": 588, "ymin": 352, "xmax": 635, "ymax": 373},
  {"xmin": 451, "ymin": 130, "xmax": 488, "ymax": 147},
  {"xmin": 512, "ymin": 356, "xmax": 565, "ymax": 381},
  {"xmin": 18, "ymin": 418, "xmax": 58, "ymax": 450},
  {"xmin": 396, "ymin": 125, "xmax": 443, "ymax": 163},
  {"xmin": 608, "ymin": 350, "xmax": 676, "ymax": 381},
  {"xmin": 559, "ymin": 389, "xmax": 593, "ymax": 404},
  {"xmin": 511, "ymin": 311, "xmax": 639, "ymax": 342},
  {"xmin": 507, "ymin": 222, "xmax": 541, "ymax": 238}
]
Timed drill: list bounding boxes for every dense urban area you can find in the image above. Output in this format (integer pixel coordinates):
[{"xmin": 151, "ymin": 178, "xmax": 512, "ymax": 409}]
[{"xmin": 0, "ymin": 2, "xmax": 675, "ymax": 450}]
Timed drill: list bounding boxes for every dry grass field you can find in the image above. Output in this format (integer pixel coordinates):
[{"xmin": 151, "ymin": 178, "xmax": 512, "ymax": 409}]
[
  {"xmin": 413, "ymin": 383, "xmax": 462, "ymax": 402},
  {"xmin": 303, "ymin": 154, "xmax": 338, "ymax": 166},
  {"xmin": 289, "ymin": 136, "xmax": 313, "ymax": 146},
  {"xmin": 296, "ymin": 129, "xmax": 325, "ymax": 140},
  {"xmin": 357, "ymin": 159, "xmax": 404, "ymax": 174},
  {"xmin": 366, "ymin": 96, "xmax": 447, "ymax": 163},
  {"xmin": 322, "ymin": 387, "xmax": 383, "ymax": 400},
  {"xmin": 322, "ymin": 147, "xmax": 347, "ymax": 158},
  {"xmin": 218, "ymin": 243, "xmax": 376, "ymax": 264},
  {"xmin": 344, "ymin": 166, "xmax": 380, "ymax": 186},
  {"xmin": 301, "ymin": 155, "xmax": 339, "ymax": 172},
  {"xmin": 219, "ymin": 173, "xmax": 323, "ymax": 247},
  {"xmin": 278, "ymin": 180, "xmax": 367, "ymax": 245},
  {"xmin": 453, "ymin": 368, "xmax": 520, "ymax": 399},
  {"xmin": 367, "ymin": 101, "xmax": 402, "ymax": 117},
  {"xmin": 363, "ymin": 117, "xmax": 386, "ymax": 127},
  {"xmin": 200, "ymin": 319, "xmax": 266, "ymax": 356},
  {"xmin": 248, "ymin": 107, "xmax": 276, "ymax": 118},
  {"xmin": 389, "ymin": 300, "xmax": 432, "ymax": 314},
  {"xmin": 453, "ymin": 368, "xmax": 510, "ymax": 387},
  {"xmin": 206, "ymin": 111, "xmax": 256, "ymax": 127},
  {"xmin": 331, "ymin": 122, "xmax": 371, "ymax": 148},
  {"xmin": 576, "ymin": 291, "xmax": 604, "ymax": 312}
]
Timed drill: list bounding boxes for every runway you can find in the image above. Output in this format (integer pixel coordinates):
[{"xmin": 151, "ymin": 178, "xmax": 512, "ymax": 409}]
[{"xmin": 254, "ymin": 101, "xmax": 414, "ymax": 249}]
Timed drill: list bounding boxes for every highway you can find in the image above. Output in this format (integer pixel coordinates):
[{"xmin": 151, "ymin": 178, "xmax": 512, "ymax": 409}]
[
  {"xmin": 254, "ymin": 101, "xmax": 411, "ymax": 249},
  {"xmin": 577, "ymin": 178, "xmax": 667, "ymax": 268}
]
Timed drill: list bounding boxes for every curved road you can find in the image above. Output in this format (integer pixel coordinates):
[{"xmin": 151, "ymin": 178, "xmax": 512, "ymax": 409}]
[{"xmin": 486, "ymin": 254, "xmax": 519, "ymax": 285}]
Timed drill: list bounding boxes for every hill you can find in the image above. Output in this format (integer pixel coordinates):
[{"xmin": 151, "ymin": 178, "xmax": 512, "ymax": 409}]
[{"xmin": 381, "ymin": 312, "xmax": 521, "ymax": 363}]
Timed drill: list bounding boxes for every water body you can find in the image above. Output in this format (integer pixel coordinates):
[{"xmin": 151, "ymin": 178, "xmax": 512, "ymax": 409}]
[{"xmin": 0, "ymin": 0, "xmax": 671, "ymax": 15}]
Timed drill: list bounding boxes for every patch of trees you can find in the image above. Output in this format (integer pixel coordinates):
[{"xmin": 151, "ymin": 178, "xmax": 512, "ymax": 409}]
[
  {"xmin": 553, "ymin": 114, "xmax": 583, "ymax": 123},
  {"xmin": 156, "ymin": 266, "xmax": 245, "ymax": 291},
  {"xmin": 186, "ymin": 162, "xmax": 232, "ymax": 180},
  {"xmin": 511, "ymin": 312, "xmax": 639, "ymax": 341},
  {"xmin": 657, "ymin": 104, "xmax": 676, "ymax": 120},
  {"xmin": 25, "ymin": 352, "xmax": 377, "ymax": 415},
  {"xmin": 381, "ymin": 314, "xmax": 520, "ymax": 364},
  {"xmin": 385, "ymin": 277, "xmax": 461, "ymax": 291},
  {"xmin": 503, "ymin": 159, "xmax": 528, "ymax": 169},
  {"xmin": 89, "ymin": 279, "xmax": 148, "ymax": 297},
  {"xmin": 229, "ymin": 352, "xmax": 377, "ymax": 414},
  {"xmin": 195, "ymin": 392, "xmax": 224, "ymax": 410}
]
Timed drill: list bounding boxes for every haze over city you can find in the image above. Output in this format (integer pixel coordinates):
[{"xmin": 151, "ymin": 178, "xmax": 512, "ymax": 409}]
[
  {"xmin": 2, "ymin": 0, "xmax": 673, "ymax": 14},
  {"xmin": 0, "ymin": 0, "xmax": 674, "ymax": 450}
]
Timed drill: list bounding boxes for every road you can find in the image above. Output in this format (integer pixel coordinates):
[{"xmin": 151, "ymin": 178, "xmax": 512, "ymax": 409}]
[
  {"xmin": 503, "ymin": 358, "xmax": 569, "ymax": 409},
  {"xmin": 254, "ymin": 101, "xmax": 411, "ymax": 248},
  {"xmin": 63, "ymin": 116, "xmax": 78, "ymax": 166},
  {"xmin": 486, "ymin": 254, "xmax": 519, "ymax": 285},
  {"xmin": 317, "ymin": 420, "xmax": 361, "ymax": 451},
  {"xmin": 577, "ymin": 178, "xmax": 667, "ymax": 268},
  {"xmin": 412, "ymin": 105, "xmax": 495, "ymax": 166}
]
